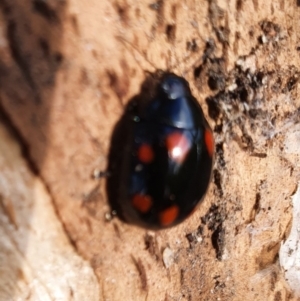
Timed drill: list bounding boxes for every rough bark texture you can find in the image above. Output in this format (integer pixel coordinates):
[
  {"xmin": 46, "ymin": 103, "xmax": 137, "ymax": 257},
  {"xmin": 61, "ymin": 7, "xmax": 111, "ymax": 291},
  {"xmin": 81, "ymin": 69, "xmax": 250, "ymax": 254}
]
[{"xmin": 0, "ymin": 0, "xmax": 300, "ymax": 300}]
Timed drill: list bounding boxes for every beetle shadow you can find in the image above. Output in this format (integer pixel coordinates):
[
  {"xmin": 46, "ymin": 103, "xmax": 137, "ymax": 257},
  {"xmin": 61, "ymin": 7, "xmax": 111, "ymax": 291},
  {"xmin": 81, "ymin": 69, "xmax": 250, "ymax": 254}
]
[{"xmin": 106, "ymin": 72, "xmax": 163, "ymax": 223}]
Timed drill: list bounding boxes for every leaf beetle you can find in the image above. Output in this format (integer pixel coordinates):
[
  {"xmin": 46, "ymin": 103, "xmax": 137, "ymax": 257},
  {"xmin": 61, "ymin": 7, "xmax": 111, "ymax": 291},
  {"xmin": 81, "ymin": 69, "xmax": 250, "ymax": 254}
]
[{"xmin": 107, "ymin": 72, "xmax": 214, "ymax": 229}]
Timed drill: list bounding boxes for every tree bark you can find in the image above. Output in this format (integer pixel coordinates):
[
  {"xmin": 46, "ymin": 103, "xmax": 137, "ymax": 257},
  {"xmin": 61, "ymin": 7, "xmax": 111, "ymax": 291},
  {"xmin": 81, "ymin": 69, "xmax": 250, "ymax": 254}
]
[{"xmin": 0, "ymin": 0, "xmax": 299, "ymax": 300}]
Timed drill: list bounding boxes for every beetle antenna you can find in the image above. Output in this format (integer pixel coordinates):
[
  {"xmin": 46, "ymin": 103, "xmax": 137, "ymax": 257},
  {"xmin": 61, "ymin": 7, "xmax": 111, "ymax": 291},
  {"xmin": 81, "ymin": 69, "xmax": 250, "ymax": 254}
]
[
  {"xmin": 116, "ymin": 35, "xmax": 157, "ymax": 75},
  {"xmin": 165, "ymin": 35, "xmax": 208, "ymax": 78},
  {"xmin": 167, "ymin": 0, "xmax": 215, "ymax": 77}
]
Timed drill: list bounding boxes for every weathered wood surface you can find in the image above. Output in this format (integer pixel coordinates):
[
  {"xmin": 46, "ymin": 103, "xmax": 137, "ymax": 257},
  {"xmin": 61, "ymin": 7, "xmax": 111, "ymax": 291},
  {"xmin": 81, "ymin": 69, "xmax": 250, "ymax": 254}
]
[{"xmin": 0, "ymin": 0, "xmax": 299, "ymax": 300}]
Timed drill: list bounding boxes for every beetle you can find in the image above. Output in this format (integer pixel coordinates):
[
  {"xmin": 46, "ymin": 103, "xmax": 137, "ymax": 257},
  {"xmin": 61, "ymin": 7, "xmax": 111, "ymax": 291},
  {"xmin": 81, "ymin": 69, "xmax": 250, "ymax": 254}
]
[{"xmin": 106, "ymin": 72, "xmax": 214, "ymax": 229}]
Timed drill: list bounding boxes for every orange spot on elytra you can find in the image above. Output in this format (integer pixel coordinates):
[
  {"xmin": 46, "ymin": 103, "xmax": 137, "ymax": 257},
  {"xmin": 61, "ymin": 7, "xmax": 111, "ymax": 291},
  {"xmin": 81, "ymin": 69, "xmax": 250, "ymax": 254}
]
[
  {"xmin": 132, "ymin": 194, "xmax": 153, "ymax": 213},
  {"xmin": 165, "ymin": 132, "xmax": 190, "ymax": 163},
  {"xmin": 138, "ymin": 144, "xmax": 154, "ymax": 163},
  {"xmin": 159, "ymin": 205, "xmax": 179, "ymax": 226},
  {"xmin": 204, "ymin": 129, "xmax": 214, "ymax": 158}
]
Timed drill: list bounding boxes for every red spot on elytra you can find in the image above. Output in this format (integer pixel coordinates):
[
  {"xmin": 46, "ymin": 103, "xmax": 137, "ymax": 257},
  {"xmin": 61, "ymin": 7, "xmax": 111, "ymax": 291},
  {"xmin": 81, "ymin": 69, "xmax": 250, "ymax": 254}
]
[
  {"xmin": 159, "ymin": 205, "xmax": 179, "ymax": 226},
  {"xmin": 138, "ymin": 144, "xmax": 154, "ymax": 163},
  {"xmin": 204, "ymin": 129, "xmax": 214, "ymax": 158},
  {"xmin": 132, "ymin": 194, "xmax": 153, "ymax": 213},
  {"xmin": 165, "ymin": 132, "xmax": 190, "ymax": 163}
]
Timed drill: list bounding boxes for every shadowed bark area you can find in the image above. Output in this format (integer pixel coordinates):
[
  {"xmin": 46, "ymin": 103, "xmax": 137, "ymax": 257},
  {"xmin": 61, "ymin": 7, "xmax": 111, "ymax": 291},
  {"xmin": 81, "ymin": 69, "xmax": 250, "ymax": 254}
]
[{"xmin": 0, "ymin": 0, "xmax": 300, "ymax": 300}]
